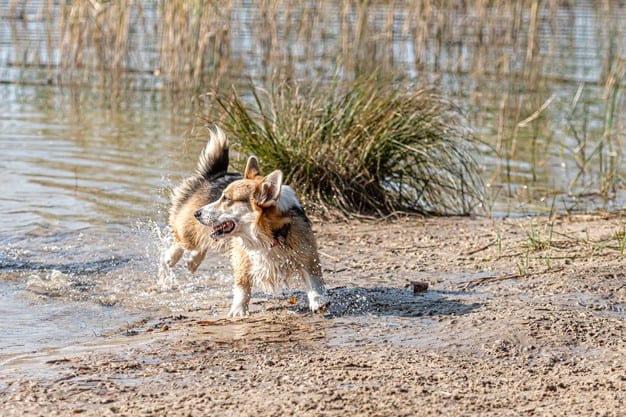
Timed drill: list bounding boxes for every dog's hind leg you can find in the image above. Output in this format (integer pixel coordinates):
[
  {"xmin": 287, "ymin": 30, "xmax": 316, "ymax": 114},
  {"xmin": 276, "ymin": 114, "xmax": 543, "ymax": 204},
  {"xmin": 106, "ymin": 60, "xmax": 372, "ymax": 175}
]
[
  {"xmin": 163, "ymin": 243, "xmax": 184, "ymax": 268},
  {"xmin": 186, "ymin": 248, "xmax": 207, "ymax": 274},
  {"xmin": 303, "ymin": 272, "xmax": 329, "ymax": 313}
]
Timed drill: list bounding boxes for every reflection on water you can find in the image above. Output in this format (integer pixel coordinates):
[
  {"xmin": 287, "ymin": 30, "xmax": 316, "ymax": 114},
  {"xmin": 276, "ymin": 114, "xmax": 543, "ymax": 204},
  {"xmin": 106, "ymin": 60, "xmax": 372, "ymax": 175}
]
[{"xmin": 0, "ymin": 84, "xmax": 194, "ymax": 233}]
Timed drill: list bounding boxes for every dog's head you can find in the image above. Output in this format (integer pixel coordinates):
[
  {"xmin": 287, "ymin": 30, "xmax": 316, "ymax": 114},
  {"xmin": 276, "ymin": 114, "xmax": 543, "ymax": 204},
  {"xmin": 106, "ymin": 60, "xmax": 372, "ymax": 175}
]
[{"xmin": 194, "ymin": 156, "xmax": 286, "ymax": 241}]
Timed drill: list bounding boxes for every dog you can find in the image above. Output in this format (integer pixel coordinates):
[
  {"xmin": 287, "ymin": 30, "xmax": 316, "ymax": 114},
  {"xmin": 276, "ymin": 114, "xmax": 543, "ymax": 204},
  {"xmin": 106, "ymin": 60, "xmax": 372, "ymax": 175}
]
[{"xmin": 164, "ymin": 127, "xmax": 328, "ymax": 317}]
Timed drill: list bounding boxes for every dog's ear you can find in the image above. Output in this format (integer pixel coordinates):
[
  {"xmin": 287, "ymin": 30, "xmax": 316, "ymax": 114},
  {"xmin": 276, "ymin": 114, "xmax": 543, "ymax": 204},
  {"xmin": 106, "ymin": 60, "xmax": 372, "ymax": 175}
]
[
  {"xmin": 244, "ymin": 156, "xmax": 261, "ymax": 179},
  {"xmin": 255, "ymin": 170, "xmax": 283, "ymax": 208}
]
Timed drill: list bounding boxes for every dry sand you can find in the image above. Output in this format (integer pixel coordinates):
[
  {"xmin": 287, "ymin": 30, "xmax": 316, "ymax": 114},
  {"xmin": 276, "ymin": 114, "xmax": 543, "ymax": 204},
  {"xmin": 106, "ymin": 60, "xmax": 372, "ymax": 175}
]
[{"xmin": 2, "ymin": 215, "xmax": 626, "ymax": 416}]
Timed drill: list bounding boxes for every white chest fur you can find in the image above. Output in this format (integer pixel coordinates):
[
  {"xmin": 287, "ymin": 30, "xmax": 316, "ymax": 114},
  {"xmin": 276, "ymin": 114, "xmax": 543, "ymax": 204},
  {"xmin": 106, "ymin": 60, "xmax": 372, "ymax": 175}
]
[{"xmin": 236, "ymin": 238, "xmax": 300, "ymax": 293}]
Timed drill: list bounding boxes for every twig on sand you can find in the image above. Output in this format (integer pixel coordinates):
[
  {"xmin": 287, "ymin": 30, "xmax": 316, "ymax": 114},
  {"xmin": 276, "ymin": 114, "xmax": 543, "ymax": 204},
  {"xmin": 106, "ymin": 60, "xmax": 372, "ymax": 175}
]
[
  {"xmin": 464, "ymin": 267, "xmax": 564, "ymax": 289},
  {"xmin": 462, "ymin": 239, "xmax": 497, "ymax": 255},
  {"xmin": 319, "ymin": 251, "xmax": 340, "ymax": 261}
]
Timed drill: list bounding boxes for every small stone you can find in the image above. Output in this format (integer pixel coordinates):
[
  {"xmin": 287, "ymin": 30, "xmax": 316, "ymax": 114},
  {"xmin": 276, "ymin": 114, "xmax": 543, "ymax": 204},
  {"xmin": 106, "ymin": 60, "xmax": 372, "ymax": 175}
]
[{"xmin": 412, "ymin": 281, "xmax": 429, "ymax": 293}]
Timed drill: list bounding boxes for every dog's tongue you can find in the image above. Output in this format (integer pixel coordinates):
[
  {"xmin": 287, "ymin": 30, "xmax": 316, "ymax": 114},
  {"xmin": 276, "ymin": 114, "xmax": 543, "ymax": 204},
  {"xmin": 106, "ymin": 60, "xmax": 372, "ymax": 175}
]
[{"xmin": 222, "ymin": 221, "xmax": 235, "ymax": 233}]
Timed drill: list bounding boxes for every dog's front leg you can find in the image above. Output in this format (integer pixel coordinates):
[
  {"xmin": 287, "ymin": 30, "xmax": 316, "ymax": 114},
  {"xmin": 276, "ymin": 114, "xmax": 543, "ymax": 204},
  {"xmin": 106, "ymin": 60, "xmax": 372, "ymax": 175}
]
[
  {"xmin": 304, "ymin": 271, "xmax": 329, "ymax": 313},
  {"xmin": 228, "ymin": 270, "xmax": 252, "ymax": 318},
  {"xmin": 186, "ymin": 248, "xmax": 207, "ymax": 274},
  {"xmin": 163, "ymin": 243, "xmax": 184, "ymax": 268}
]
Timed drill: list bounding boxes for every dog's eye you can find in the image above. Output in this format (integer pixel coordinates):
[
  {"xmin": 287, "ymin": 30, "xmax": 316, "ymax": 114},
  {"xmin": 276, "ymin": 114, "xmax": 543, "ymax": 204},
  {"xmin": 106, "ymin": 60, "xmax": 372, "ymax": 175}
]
[{"xmin": 221, "ymin": 194, "xmax": 229, "ymax": 202}]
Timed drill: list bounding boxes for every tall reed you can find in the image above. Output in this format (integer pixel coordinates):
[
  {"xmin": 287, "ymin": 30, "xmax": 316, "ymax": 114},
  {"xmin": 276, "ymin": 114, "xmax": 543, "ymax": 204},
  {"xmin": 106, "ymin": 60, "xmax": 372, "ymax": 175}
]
[{"xmin": 5, "ymin": 1, "xmax": 623, "ymax": 90}]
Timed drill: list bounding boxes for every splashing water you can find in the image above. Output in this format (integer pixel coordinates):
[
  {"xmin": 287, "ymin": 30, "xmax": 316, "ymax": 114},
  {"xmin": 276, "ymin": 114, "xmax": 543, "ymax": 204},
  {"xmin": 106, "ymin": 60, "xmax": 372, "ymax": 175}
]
[{"xmin": 0, "ymin": 218, "xmax": 237, "ymax": 361}]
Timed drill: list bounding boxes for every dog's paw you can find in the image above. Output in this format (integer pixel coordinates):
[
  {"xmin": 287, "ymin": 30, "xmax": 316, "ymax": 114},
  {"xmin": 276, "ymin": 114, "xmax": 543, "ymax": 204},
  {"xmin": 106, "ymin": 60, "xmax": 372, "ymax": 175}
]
[
  {"xmin": 308, "ymin": 292, "xmax": 330, "ymax": 313},
  {"xmin": 186, "ymin": 258, "xmax": 200, "ymax": 274},
  {"xmin": 228, "ymin": 286, "xmax": 251, "ymax": 318},
  {"xmin": 158, "ymin": 254, "xmax": 169, "ymax": 275},
  {"xmin": 185, "ymin": 249, "xmax": 207, "ymax": 274},
  {"xmin": 227, "ymin": 304, "xmax": 250, "ymax": 318},
  {"xmin": 163, "ymin": 245, "xmax": 184, "ymax": 268}
]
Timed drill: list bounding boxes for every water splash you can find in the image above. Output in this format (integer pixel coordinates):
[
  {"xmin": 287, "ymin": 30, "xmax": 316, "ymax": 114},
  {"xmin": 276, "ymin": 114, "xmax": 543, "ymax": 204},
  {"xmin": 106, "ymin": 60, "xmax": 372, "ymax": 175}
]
[
  {"xmin": 26, "ymin": 270, "xmax": 72, "ymax": 296},
  {"xmin": 0, "ymin": 217, "xmax": 236, "ymax": 313}
]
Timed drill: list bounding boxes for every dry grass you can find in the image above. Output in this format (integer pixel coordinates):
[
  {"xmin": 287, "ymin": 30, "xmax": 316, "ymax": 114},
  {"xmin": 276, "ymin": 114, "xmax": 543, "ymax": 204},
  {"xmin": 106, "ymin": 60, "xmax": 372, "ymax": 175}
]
[
  {"xmin": 4, "ymin": 1, "xmax": 623, "ymax": 90},
  {"xmin": 202, "ymin": 77, "xmax": 484, "ymax": 217}
]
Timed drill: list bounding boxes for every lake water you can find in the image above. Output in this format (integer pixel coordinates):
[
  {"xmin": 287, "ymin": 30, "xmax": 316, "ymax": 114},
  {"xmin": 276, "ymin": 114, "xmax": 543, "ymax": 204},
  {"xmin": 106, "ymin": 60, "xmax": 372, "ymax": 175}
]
[
  {"xmin": 0, "ymin": 82, "xmax": 238, "ymax": 368},
  {"xmin": 0, "ymin": 2, "xmax": 625, "ymax": 368}
]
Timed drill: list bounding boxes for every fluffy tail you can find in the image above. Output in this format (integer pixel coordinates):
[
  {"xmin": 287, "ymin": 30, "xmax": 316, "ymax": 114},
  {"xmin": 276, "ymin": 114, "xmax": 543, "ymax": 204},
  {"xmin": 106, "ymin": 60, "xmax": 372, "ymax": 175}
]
[
  {"xmin": 196, "ymin": 126, "xmax": 229, "ymax": 179},
  {"xmin": 169, "ymin": 126, "xmax": 230, "ymax": 216}
]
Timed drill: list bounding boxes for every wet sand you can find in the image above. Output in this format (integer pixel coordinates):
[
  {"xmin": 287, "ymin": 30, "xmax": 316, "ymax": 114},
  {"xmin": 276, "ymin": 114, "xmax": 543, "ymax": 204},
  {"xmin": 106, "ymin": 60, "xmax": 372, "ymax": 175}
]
[{"xmin": 2, "ymin": 215, "xmax": 626, "ymax": 416}]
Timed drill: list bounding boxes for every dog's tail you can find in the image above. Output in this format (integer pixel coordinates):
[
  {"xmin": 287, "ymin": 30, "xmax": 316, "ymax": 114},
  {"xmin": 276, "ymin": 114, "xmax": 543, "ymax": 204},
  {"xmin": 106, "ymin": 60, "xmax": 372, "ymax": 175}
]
[
  {"xmin": 169, "ymin": 126, "xmax": 230, "ymax": 216},
  {"xmin": 196, "ymin": 126, "xmax": 229, "ymax": 179}
]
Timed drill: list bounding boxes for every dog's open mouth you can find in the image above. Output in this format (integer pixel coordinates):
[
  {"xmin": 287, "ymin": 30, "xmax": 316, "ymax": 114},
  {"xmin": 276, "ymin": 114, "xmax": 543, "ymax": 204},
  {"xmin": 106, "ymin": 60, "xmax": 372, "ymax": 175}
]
[{"xmin": 210, "ymin": 220, "xmax": 236, "ymax": 239}]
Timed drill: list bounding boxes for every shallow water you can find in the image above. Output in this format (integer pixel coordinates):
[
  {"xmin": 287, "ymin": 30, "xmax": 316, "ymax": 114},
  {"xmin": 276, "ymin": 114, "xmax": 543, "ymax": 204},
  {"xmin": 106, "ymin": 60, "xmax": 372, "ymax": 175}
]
[
  {"xmin": 0, "ymin": 83, "xmax": 237, "ymax": 361},
  {"xmin": 0, "ymin": 280, "xmax": 141, "ymax": 358}
]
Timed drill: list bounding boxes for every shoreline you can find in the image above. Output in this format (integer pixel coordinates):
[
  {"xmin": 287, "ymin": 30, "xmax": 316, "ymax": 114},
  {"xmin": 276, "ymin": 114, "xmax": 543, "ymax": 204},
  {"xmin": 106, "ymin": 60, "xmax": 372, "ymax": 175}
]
[{"xmin": 2, "ymin": 215, "xmax": 626, "ymax": 416}]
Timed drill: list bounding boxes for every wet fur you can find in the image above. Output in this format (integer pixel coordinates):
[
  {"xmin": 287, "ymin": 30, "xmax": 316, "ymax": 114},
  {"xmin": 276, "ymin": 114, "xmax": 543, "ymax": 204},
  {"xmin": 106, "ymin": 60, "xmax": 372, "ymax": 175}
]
[
  {"xmin": 163, "ymin": 127, "xmax": 241, "ymax": 273},
  {"xmin": 164, "ymin": 127, "xmax": 328, "ymax": 317}
]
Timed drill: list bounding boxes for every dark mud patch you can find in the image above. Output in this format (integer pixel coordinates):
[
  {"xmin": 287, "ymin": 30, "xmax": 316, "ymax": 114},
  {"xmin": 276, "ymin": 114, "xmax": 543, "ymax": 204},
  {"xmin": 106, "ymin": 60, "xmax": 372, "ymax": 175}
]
[{"xmin": 272, "ymin": 286, "xmax": 482, "ymax": 318}]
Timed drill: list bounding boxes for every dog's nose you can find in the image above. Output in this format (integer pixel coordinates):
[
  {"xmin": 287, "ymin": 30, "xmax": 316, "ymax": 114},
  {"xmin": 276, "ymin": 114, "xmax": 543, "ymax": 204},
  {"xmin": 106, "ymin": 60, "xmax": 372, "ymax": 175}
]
[{"xmin": 194, "ymin": 210, "xmax": 202, "ymax": 219}]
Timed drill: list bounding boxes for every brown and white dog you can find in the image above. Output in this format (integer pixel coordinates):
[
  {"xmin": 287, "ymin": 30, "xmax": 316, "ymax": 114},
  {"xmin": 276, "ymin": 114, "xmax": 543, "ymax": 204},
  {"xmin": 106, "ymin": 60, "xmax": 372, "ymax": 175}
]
[{"xmin": 163, "ymin": 127, "xmax": 328, "ymax": 317}]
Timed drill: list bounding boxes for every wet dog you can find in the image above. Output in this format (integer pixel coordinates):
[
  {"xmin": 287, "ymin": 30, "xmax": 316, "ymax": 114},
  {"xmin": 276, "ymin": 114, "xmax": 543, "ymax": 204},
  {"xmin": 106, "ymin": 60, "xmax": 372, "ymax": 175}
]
[{"xmin": 163, "ymin": 127, "xmax": 328, "ymax": 317}]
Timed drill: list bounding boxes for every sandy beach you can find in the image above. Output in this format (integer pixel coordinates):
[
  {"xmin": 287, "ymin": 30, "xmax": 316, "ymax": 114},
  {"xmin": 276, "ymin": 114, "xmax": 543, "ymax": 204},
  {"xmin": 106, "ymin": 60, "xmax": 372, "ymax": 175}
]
[{"xmin": 2, "ymin": 214, "xmax": 626, "ymax": 416}]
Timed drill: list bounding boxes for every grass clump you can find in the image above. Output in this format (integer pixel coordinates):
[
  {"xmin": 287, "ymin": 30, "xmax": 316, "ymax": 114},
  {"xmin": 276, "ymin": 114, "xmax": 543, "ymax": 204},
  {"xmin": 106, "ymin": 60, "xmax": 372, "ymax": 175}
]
[{"xmin": 204, "ymin": 77, "xmax": 484, "ymax": 218}]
